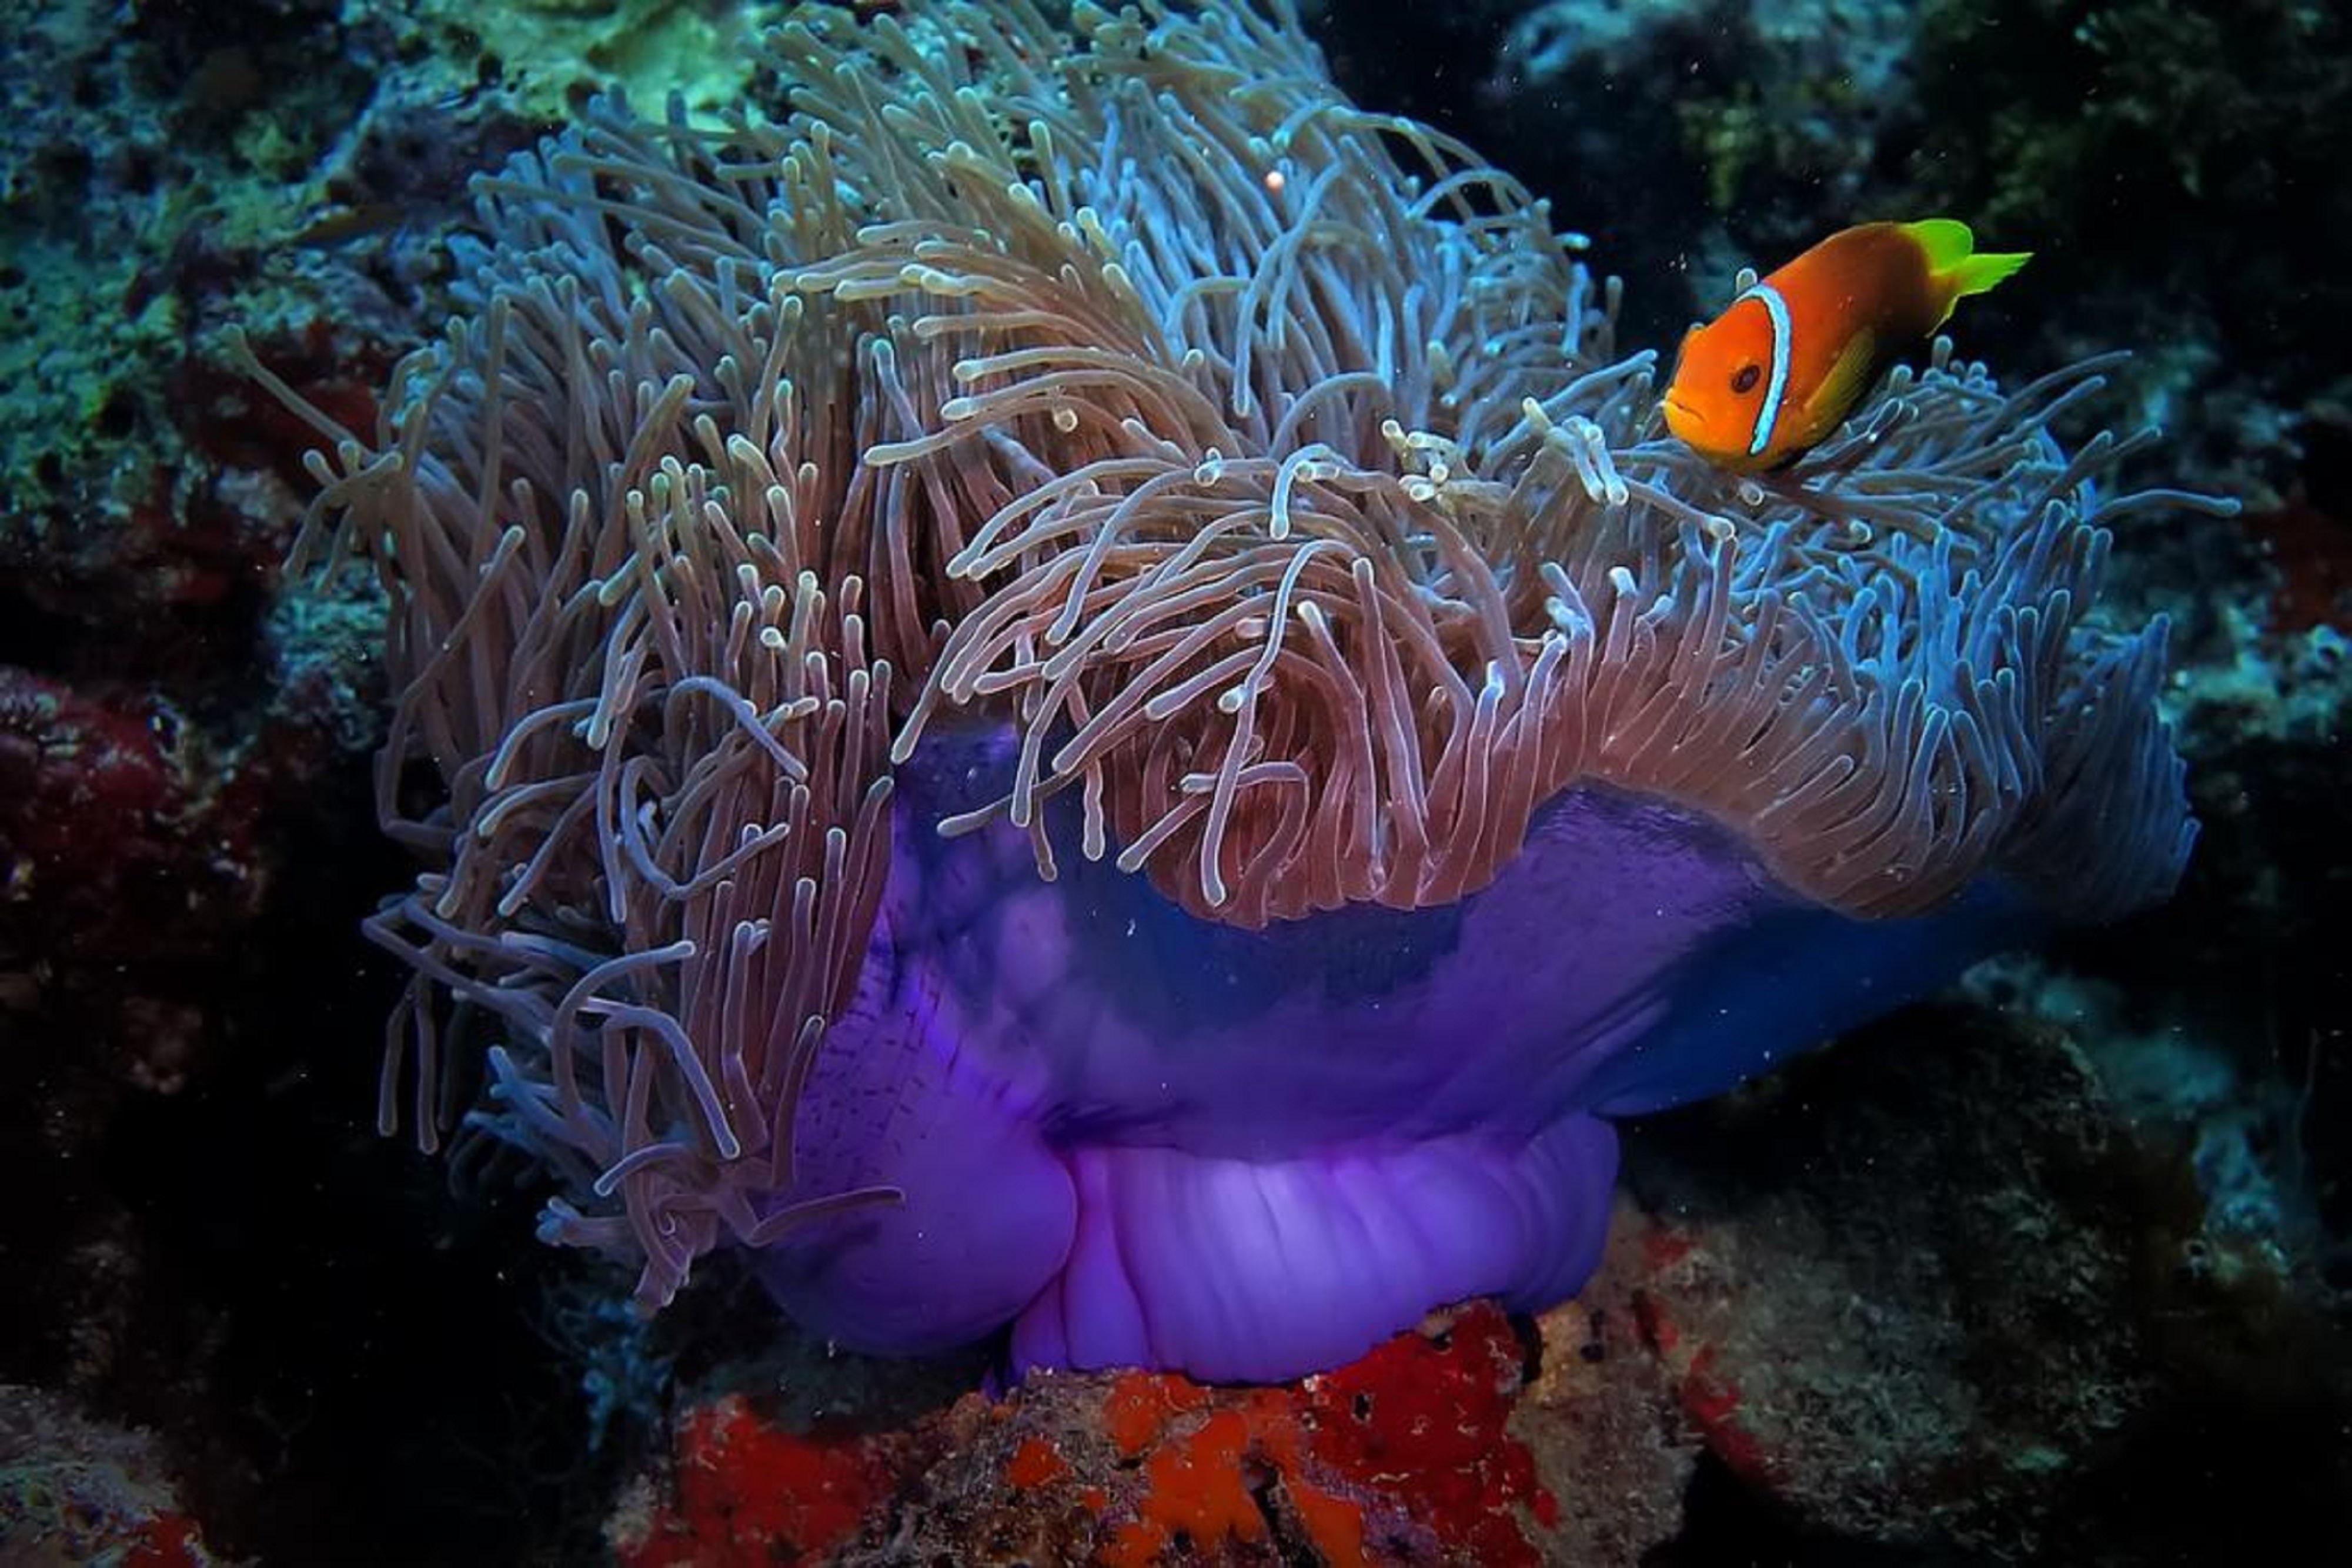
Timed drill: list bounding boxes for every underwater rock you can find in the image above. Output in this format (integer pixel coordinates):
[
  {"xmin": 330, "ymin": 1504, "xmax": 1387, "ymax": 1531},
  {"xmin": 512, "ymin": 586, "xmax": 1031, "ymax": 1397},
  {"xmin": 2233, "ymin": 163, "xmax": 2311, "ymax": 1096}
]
[{"xmin": 0, "ymin": 1385, "xmax": 220, "ymax": 1566}]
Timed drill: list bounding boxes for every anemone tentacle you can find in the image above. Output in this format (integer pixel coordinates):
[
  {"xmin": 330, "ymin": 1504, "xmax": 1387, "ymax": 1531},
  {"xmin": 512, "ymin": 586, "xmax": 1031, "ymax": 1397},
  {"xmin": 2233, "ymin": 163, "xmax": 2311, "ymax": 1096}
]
[
  {"xmin": 248, "ymin": 0, "xmax": 2212, "ymax": 1324},
  {"xmin": 770, "ymin": 0, "xmax": 2203, "ymax": 928}
]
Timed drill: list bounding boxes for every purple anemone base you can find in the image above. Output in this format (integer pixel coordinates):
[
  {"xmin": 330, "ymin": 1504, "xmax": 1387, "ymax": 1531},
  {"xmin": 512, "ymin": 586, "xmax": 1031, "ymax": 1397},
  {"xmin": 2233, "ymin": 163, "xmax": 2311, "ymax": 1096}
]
[{"xmin": 754, "ymin": 724, "xmax": 2030, "ymax": 1382}]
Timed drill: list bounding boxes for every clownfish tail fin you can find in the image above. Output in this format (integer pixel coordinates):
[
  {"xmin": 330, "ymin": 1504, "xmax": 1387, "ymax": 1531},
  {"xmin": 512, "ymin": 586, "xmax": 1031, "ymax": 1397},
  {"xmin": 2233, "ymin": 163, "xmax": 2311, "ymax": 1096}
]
[
  {"xmin": 1903, "ymin": 218, "xmax": 2032, "ymax": 326},
  {"xmin": 1947, "ymin": 246, "xmax": 2033, "ymax": 299}
]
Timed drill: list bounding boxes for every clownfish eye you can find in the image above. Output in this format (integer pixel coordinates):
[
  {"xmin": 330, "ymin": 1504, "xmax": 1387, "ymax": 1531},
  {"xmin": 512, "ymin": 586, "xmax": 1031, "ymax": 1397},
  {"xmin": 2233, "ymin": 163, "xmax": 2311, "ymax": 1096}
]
[{"xmin": 1730, "ymin": 364, "xmax": 1762, "ymax": 395}]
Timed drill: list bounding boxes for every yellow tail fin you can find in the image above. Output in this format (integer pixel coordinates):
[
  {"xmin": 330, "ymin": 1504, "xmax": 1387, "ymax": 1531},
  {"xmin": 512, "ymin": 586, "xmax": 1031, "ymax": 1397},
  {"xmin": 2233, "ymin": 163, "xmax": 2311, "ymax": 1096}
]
[
  {"xmin": 1949, "ymin": 248, "xmax": 2033, "ymax": 298},
  {"xmin": 1901, "ymin": 218, "xmax": 2030, "ymax": 326}
]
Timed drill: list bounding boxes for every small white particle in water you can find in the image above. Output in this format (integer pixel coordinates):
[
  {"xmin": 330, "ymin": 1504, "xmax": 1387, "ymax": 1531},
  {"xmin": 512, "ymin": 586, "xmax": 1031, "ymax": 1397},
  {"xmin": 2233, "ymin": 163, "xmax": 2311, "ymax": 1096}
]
[{"xmin": 1264, "ymin": 169, "xmax": 1286, "ymax": 194}]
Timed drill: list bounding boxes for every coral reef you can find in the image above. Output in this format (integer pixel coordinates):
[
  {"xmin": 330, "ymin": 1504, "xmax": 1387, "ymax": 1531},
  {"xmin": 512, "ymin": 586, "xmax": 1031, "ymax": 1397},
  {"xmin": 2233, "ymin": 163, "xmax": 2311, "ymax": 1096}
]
[
  {"xmin": 1905, "ymin": 0, "xmax": 2352, "ymax": 487},
  {"xmin": 0, "ymin": 1, "xmax": 629, "ymax": 1560},
  {"xmin": 592, "ymin": 1000, "xmax": 2352, "ymax": 1564},
  {"xmin": 609, "ymin": 1302, "xmax": 1561, "ymax": 1566},
  {"xmin": 393, "ymin": 0, "xmax": 801, "ymax": 121},
  {"xmin": 0, "ymin": 1386, "xmax": 220, "ymax": 1567},
  {"xmin": 0, "ymin": 0, "xmax": 2345, "ymax": 1562}
]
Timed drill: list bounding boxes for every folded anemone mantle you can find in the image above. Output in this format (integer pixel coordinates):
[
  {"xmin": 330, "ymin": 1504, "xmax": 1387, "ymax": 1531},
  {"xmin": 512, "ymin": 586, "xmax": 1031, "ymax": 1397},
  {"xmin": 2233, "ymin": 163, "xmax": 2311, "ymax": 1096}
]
[{"xmin": 255, "ymin": 0, "xmax": 2214, "ymax": 1379}]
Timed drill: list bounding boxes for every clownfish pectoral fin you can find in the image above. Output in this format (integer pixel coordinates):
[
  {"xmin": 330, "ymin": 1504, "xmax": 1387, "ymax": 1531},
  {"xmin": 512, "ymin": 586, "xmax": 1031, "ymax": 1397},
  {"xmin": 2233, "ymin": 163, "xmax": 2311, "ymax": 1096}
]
[
  {"xmin": 1902, "ymin": 218, "xmax": 2032, "ymax": 327},
  {"xmin": 1809, "ymin": 327, "xmax": 1883, "ymax": 432}
]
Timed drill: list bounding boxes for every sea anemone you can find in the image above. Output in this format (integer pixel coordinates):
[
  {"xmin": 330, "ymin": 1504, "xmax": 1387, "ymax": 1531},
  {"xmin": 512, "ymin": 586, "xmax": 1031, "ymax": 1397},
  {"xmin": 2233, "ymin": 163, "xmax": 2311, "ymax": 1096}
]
[{"xmin": 246, "ymin": 0, "xmax": 2221, "ymax": 1379}]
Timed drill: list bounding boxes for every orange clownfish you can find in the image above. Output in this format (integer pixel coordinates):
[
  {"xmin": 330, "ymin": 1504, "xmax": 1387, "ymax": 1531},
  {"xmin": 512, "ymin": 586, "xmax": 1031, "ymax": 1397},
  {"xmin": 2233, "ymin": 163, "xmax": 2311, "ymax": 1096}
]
[{"xmin": 1661, "ymin": 219, "xmax": 2031, "ymax": 473}]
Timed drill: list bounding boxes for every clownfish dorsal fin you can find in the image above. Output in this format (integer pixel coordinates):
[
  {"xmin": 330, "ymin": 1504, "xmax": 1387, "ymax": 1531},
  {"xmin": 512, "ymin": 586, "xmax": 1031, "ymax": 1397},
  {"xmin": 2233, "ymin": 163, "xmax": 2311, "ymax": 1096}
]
[
  {"xmin": 1809, "ymin": 326, "xmax": 1883, "ymax": 432},
  {"xmin": 1902, "ymin": 218, "xmax": 2033, "ymax": 327},
  {"xmin": 1902, "ymin": 218, "xmax": 1977, "ymax": 270}
]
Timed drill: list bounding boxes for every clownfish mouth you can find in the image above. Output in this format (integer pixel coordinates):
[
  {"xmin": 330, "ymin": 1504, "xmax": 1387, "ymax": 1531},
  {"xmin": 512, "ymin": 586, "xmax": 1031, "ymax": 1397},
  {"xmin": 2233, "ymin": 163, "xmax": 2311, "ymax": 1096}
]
[{"xmin": 1661, "ymin": 392, "xmax": 1709, "ymax": 436}]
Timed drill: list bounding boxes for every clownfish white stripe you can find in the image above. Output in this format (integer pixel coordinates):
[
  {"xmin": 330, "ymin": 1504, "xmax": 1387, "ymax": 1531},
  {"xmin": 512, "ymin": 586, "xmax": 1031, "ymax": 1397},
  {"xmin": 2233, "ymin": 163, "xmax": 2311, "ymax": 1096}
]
[{"xmin": 1736, "ymin": 282, "xmax": 1792, "ymax": 458}]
